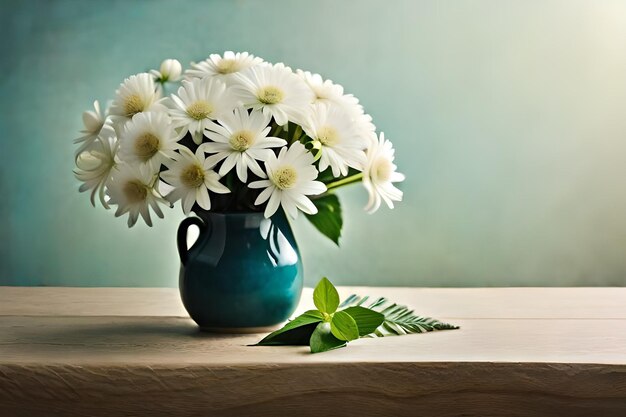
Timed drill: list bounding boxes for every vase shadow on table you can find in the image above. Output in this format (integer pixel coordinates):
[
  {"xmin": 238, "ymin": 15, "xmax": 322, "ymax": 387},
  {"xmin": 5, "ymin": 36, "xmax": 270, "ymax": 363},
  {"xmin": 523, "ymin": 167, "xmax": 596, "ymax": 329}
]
[{"xmin": 14, "ymin": 317, "xmax": 265, "ymax": 357}]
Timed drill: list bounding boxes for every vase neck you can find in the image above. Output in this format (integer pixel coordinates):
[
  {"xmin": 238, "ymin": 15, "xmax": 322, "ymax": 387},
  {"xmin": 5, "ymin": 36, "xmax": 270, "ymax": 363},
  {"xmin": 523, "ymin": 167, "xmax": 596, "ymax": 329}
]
[{"xmin": 191, "ymin": 209, "xmax": 289, "ymax": 227}]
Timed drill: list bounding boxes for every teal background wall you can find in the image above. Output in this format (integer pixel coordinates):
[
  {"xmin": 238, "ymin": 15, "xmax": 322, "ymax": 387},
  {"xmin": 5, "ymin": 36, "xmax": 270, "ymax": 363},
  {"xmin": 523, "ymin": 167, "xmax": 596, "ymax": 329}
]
[{"xmin": 2, "ymin": 0, "xmax": 626, "ymax": 287}]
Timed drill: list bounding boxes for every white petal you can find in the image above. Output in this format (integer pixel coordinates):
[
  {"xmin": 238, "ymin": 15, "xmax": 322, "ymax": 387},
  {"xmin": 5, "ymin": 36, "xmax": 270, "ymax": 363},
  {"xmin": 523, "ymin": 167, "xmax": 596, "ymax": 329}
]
[
  {"xmin": 391, "ymin": 172, "xmax": 406, "ymax": 183},
  {"xmin": 205, "ymin": 173, "xmax": 231, "ymax": 194},
  {"xmin": 182, "ymin": 191, "xmax": 196, "ymax": 214},
  {"xmin": 280, "ymin": 194, "xmax": 299, "ymax": 219},
  {"xmin": 128, "ymin": 210, "xmax": 139, "ymax": 227},
  {"xmin": 204, "ymin": 152, "xmax": 229, "ymax": 169},
  {"xmin": 200, "ymin": 142, "xmax": 232, "ymax": 153},
  {"xmin": 254, "ymin": 186, "xmax": 274, "ymax": 205},
  {"xmin": 293, "ymin": 194, "xmax": 318, "ymax": 215},
  {"xmin": 236, "ymin": 156, "xmax": 248, "ymax": 182},
  {"xmin": 204, "ymin": 129, "xmax": 230, "ymax": 143},
  {"xmin": 297, "ymin": 181, "xmax": 326, "ymax": 195},
  {"xmin": 246, "ymin": 148, "xmax": 274, "ymax": 162},
  {"xmin": 219, "ymin": 152, "xmax": 239, "ymax": 176},
  {"xmin": 271, "ymin": 108, "xmax": 288, "ymax": 126},
  {"xmin": 264, "ymin": 189, "xmax": 282, "ymax": 218},
  {"xmin": 191, "ymin": 129, "xmax": 205, "ymax": 145},
  {"xmin": 246, "ymin": 156, "xmax": 267, "ymax": 178},
  {"xmin": 139, "ymin": 204, "xmax": 154, "ymax": 226},
  {"xmin": 197, "ymin": 186, "xmax": 211, "ymax": 210},
  {"xmin": 363, "ymin": 180, "xmax": 381, "ymax": 214},
  {"xmin": 255, "ymin": 137, "xmax": 286, "ymax": 148},
  {"xmin": 150, "ymin": 198, "xmax": 165, "ymax": 218},
  {"xmin": 249, "ymin": 179, "xmax": 272, "ymax": 189}
]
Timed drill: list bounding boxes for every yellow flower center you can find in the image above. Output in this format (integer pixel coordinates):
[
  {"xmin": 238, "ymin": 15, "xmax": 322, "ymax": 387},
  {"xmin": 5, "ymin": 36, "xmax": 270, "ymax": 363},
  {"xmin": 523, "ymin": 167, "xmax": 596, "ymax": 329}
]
[
  {"xmin": 124, "ymin": 94, "xmax": 146, "ymax": 117},
  {"xmin": 181, "ymin": 164, "xmax": 205, "ymax": 188},
  {"xmin": 317, "ymin": 126, "xmax": 339, "ymax": 146},
  {"xmin": 216, "ymin": 59, "xmax": 238, "ymax": 74},
  {"xmin": 134, "ymin": 133, "xmax": 160, "ymax": 161},
  {"xmin": 374, "ymin": 158, "xmax": 393, "ymax": 182},
  {"xmin": 229, "ymin": 130, "xmax": 255, "ymax": 151},
  {"xmin": 273, "ymin": 166, "xmax": 297, "ymax": 189},
  {"xmin": 257, "ymin": 86, "xmax": 284, "ymax": 105},
  {"xmin": 186, "ymin": 101, "xmax": 213, "ymax": 120},
  {"xmin": 123, "ymin": 180, "xmax": 148, "ymax": 204}
]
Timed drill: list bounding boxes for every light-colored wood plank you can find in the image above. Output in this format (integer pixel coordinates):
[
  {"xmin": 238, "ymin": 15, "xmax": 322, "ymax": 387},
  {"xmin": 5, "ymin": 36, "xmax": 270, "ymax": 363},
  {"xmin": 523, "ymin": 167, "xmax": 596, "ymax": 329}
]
[
  {"xmin": 0, "ymin": 287, "xmax": 188, "ymax": 317},
  {"xmin": 1, "ymin": 286, "xmax": 625, "ymax": 319},
  {"xmin": 1, "ymin": 316, "xmax": 625, "ymax": 365},
  {"xmin": 0, "ymin": 287, "xmax": 625, "ymax": 416}
]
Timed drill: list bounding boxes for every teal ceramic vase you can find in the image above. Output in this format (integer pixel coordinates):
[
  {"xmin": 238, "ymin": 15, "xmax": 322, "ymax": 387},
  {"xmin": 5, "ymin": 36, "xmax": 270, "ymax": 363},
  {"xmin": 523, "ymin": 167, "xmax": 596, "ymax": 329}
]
[{"xmin": 177, "ymin": 210, "xmax": 303, "ymax": 332}]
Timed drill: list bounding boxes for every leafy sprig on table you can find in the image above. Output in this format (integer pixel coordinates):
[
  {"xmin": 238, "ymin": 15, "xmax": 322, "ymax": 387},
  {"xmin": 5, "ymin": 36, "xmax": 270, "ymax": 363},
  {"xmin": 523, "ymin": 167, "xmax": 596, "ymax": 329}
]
[{"xmin": 256, "ymin": 278, "xmax": 459, "ymax": 353}]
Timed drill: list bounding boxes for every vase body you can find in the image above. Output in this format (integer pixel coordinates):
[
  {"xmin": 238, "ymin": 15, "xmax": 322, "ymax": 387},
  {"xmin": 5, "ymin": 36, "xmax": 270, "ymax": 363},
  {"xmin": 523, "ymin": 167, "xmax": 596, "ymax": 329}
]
[{"xmin": 177, "ymin": 210, "xmax": 303, "ymax": 331}]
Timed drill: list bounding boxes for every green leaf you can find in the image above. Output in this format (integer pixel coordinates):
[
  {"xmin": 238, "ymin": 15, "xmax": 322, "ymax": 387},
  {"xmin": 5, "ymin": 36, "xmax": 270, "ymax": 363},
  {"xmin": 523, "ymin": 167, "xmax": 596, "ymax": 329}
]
[
  {"xmin": 256, "ymin": 310, "xmax": 324, "ymax": 346},
  {"xmin": 313, "ymin": 277, "xmax": 340, "ymax": 314},
  {"xmin": 342, "ymin": 306, "xmax": 385, "ymax": 336},
  {"xmin": 255, "ymin": 322, "xmax": 319, "ymax": 346},
  {"xmin": 310, "ymin": 322, "xmax": 347, "ymax": 353},
  {"xmin": 330, "ymin": 310, "xmax": 360, "ymax": 341},
  {"xmin": 305, "ymin": 194, "xmax": 343, "ymax": 245},
  {"xmin": 341, "ymin": 296, "xmax": 459, "ymax": 337}
]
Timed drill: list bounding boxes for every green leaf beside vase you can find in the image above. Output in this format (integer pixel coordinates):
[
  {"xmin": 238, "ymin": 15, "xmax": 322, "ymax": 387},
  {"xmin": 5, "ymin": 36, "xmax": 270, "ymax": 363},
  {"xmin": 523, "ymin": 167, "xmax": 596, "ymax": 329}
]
[{"xmin": 256, "ymin": 277, "xmax": 459, "ymax": 353}]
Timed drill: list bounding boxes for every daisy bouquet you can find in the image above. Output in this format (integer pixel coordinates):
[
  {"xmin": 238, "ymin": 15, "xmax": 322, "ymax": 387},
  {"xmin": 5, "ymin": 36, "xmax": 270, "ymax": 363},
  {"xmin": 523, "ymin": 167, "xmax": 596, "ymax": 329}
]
[{"xmin": 74, "ymin": 52, "xmax": 405, "ymax": 244}]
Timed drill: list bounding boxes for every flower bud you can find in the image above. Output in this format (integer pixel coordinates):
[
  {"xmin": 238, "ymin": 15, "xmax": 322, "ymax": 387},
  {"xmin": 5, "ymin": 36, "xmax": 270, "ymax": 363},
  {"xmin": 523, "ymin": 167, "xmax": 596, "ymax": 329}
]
[
  {"xmin": 81, "ymin": 100, "xmax": 105, "ymax": 133},
  {"xmin": 159, "ymin": 59, "xmax": 182, "ymax": 81},
  {"xmin": 76, "ymin": 150, "xmax": 102, "ymax": 171}
]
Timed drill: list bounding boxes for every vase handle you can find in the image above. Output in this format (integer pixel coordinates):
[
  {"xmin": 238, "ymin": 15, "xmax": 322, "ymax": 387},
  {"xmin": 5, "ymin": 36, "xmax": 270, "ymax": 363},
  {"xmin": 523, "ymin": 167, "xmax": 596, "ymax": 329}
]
[{"xmin": 177, "ymin": 216, "xmax": 206, "ymax": 265}]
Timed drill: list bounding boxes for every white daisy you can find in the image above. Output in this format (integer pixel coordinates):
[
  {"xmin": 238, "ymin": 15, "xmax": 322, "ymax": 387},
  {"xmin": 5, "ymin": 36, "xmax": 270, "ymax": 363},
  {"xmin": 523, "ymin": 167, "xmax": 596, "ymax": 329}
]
[
  {"xmin": 185, "ymin": 51, "xmax": 263, "ymax": 81},
  {"xmin": 303, "ymin": 102, "xmax": 367, "ymax": 177},
  {"xmin": 296, "ymin": 70, "xmax": 359, "ymax": 108},
  {"xmin": 106, "ymin": 163, "xmax": 166, "ymax": 227},
  {"xmin": 160, "ymin": 147, "xmax": 230, "ymax": 214},
  {"xmin": 150, "ymin": 58, "xmax": 182, "ymax": 82},
  {"xmin": 231, "ymin": 63, "xmax": 314, "ymax": 126},
  {"xmin": 74, "ymin": 100, "xmax": 114, "ymax": 156},
  {"xmin": 117, "ymin": 111, "xmax": 180, "ymax": 174},
  {"xmin": 200, "ymin": 108, "xmax": 287, "ymax": 182},
  {"xmin": 353, "ymin": 106, "xmax": 377, "ymax": 140},
  {"xmin": 249, "ymin": 142, "xmax": 326, "ymax": 219},
  {"xmin": 362, "ymin": 132, "xmax": 405, "ymax": 213},
  {"xmin": 296, "ymin": 69, "xmax": 375, "ymax": 138},
  {"xmin": 109, "ymin": 73, "xmax": 166, "ymax": 130},
  {"xmin": 74, "ymin": 133, "xmax": 118, "ymax": 208},
  {"xmin": 168, "ymin": 77, "xmax": 238, "ymax": 145}
]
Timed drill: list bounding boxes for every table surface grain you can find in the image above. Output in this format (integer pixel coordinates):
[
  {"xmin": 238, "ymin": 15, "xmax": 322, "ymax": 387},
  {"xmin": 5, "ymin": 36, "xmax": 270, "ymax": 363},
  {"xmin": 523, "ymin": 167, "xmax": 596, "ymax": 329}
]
[{"xmin": 1, "ymin": 286, "xmax": 625, "ymax": 417}]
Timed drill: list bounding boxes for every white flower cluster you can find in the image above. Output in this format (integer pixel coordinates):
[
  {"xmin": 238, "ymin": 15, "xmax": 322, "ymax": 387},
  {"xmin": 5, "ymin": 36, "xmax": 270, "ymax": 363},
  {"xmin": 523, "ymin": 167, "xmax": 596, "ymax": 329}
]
[{"xmin": 73, "ymin": 52, "xmax": 404, "ymax": 227}]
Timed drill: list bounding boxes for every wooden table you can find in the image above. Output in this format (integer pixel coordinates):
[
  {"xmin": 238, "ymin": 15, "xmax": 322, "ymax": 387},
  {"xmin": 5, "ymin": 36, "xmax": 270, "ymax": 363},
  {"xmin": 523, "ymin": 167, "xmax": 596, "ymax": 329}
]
[{"xmin": 0, "ymin": 287, "xmax": 625, "ymax": 417}]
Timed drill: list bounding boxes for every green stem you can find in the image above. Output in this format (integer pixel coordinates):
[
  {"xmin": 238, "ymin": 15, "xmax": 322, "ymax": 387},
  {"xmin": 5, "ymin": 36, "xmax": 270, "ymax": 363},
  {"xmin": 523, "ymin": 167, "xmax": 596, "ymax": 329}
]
[
  {"xmin": 289, "ymin": 125, "xmax": 303, "ymax": 144},
  {"xmin": 270, "ymin": 123, "xmax": 283, "ymax": 138},
  {"xmin": 325, "ymin": 173, "xmax": 364, "ymax": 190}
]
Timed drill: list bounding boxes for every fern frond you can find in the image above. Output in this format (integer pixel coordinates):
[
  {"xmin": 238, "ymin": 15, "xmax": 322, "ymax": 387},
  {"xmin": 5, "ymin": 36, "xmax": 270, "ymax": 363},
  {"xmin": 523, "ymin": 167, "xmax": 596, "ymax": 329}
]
[{"xmin": 340, "ymin": 295, "xmax": 459, "ymax": 337}]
